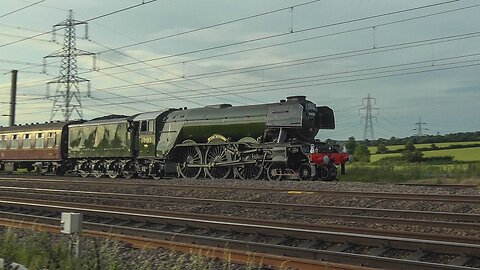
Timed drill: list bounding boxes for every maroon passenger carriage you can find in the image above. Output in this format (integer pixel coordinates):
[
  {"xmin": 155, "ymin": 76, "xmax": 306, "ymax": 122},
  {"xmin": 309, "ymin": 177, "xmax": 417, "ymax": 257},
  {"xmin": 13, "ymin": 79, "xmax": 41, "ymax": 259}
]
[{"xmin": 0, "ymin": 121, "xmax": 75, "ymax": 174}]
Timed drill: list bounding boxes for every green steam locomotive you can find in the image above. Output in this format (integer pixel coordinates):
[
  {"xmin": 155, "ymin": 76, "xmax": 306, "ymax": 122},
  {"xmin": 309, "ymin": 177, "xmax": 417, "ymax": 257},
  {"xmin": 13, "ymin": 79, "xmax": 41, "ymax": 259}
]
[{"xmin": 0, "ymin": 96, "xmax": 352, "ymax": 180}]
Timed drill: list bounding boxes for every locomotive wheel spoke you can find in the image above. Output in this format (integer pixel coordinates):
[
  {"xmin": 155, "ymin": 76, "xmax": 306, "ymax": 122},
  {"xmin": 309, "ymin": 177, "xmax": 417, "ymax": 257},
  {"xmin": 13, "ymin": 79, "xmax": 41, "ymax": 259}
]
[
  {"xmin": 178, "ymin": 146, "xmax": 203, "ymax": 179},
  {"xmin": 235, "ymin": 163, "xmax": 263, "ymax": 180},
  {"xmin": 205, "ymin": 145, "xmax": 231, "ymax": 180}
]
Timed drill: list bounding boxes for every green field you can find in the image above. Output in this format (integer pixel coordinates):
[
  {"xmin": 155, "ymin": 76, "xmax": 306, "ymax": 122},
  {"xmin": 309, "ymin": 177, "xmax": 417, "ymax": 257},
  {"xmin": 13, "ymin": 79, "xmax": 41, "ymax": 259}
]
[
  {"xmin": 370, "ymin": 147, "xmax": 480, "ymax": 162},
  {"xmin": 368, "ymin": 141, "xmax": 480, "ymax": 153}
]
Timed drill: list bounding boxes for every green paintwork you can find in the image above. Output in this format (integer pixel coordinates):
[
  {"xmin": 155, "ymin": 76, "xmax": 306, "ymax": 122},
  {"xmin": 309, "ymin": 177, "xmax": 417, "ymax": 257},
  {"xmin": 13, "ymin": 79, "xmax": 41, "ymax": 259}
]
[
  {"xmin": 139, "ymin": 133, "xmax": 155, "ymax": 157},
  {"xmin": 156, "ymin": 104, "xmax": 269, "ymax": 157},
  {"xmin": 68, "ymin": 122, "xmax": 131, "ymax": 158}
]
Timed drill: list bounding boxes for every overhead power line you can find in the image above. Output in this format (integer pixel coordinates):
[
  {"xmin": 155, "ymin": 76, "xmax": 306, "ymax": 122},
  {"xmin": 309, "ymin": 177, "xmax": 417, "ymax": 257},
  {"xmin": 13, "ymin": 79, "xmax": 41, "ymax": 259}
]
[
  {"xmin": 0, "ymin": 0, "xmax": 45, "ymax": 19},
  {"xmin": 98, "ymin": 0, "xmax": 323, "ymax": 54},
  {"xmin": 88, "ymin": 31, "xmax": 480, "ymax": 93},
  {"xmin": 96, "ymin": 0, "xmax": 462, "ymax": 72},
  {"xmin": 0, "ymin": 0, "xmax": 158, "ymax": 48},
  {"xmin": 64, "ymin": 59, "xmax": 480, "ymax": 107}
]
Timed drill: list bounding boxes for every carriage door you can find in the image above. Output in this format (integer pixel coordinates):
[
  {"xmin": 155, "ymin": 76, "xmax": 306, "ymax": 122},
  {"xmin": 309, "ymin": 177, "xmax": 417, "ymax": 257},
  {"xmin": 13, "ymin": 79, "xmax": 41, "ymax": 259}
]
[{"xmin": 138, "ymin": 119, "xmax": 155, "ymax": 157}]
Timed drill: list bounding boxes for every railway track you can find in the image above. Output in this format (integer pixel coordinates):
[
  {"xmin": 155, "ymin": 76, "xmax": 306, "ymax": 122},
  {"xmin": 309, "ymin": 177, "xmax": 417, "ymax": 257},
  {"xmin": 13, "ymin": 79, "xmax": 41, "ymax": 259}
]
[
  {"xmin": 0, "ymin": 198, "xmax": 479, "ymax": 269},
  {"xmin": 0, "ymin": 186, "xmax": 480, "ymax": 234},
  {"xmin": 1, "ymin": 176, "xmax": 479, "ymax": 203}
]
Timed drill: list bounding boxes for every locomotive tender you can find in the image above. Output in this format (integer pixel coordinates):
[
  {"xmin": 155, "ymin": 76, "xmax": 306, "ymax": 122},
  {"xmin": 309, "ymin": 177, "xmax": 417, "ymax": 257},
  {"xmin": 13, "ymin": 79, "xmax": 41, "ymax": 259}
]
[{"xmin": 0, "ymin": 96, "xmax": 351, "ymax": 181}]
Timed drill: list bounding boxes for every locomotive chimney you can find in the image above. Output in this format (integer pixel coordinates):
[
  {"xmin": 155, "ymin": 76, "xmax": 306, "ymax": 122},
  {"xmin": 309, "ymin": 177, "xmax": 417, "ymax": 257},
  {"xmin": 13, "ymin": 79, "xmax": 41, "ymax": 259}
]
[{"xmin": 286, "ymin": 96, "xmax": 306, "ymax": 102}]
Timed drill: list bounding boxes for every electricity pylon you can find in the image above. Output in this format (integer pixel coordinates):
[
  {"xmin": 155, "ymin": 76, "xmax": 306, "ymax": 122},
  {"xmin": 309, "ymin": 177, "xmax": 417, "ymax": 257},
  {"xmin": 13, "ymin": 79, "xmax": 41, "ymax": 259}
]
[
  {"xmin": 413, "ymin": 117, "xmax": 429, "ymax": 136},
  {"xmin": 359, "ymin": 94, "xmax": 379, "ymax": 141},
  {"xmin": 44, "ymin": 9, "xmax": 95, "ymax": 121}
]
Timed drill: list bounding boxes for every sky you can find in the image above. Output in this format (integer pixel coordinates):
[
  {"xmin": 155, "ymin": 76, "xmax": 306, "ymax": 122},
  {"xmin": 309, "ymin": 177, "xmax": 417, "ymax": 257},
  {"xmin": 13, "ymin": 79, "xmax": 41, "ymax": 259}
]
[{"xmin": 0, "ymin": 0, "xmax": 479, "ymax": 141}]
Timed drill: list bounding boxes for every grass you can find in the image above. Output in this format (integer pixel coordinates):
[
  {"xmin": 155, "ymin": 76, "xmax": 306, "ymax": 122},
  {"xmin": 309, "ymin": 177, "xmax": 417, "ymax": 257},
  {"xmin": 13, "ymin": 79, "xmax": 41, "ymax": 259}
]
[
  {"xmin": 370, "ymin": 147, "xmax": 480, "ymax": 162},
  {"xmin": 0, "ymin": 227, "xmax": 270, "ymax": 270},
  {"xmin": 342, "ymin": 162, "xmax": 480, "ymax": 182},
  {"xmin": 422, "ymin": 147, "xmax": 480, "ymax": 161},
  {"xmin": 368, "ymin": 141, "xmax": 480, "ymax": 153}
]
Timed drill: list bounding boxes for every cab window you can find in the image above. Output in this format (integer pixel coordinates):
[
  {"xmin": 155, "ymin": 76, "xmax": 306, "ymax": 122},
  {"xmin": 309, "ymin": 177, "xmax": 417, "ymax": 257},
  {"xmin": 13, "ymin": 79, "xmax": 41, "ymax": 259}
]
[
  {"xmin": 140, "ymin": 121, "xmax": 147, "ymax": 132},
  {"xmin": 148, "ymin": 120, "xmax": 154, "ymax": 133}
]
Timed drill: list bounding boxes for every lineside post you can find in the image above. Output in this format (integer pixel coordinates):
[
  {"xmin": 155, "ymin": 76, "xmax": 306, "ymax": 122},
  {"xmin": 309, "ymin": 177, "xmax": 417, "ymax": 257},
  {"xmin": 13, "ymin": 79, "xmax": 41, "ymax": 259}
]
[{"xmin": 10, "ymin": 70, "xmax": 17, "ymax": 127}]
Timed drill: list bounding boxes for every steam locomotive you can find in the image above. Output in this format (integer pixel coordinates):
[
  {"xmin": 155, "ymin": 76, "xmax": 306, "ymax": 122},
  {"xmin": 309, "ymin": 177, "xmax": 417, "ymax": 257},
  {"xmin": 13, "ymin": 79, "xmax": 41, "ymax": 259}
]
[{"xmin": 0, "ymin": 96, "xmax": 352, "ymax": 181}]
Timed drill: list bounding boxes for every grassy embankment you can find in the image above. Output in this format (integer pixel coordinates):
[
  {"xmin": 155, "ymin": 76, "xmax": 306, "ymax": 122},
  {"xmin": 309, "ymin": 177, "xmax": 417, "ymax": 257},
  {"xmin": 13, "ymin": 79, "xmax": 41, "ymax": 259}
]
[{"xmin": 0, "ymin": 228, "xmax": 263, "ymax": 270}]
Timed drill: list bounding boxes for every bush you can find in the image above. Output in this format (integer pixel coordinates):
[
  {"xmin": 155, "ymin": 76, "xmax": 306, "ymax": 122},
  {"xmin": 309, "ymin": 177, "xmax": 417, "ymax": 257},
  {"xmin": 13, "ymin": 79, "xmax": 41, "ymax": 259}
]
[{"xmin": 353, "ymin": 144, "xmax": 371, "ymax": 163}]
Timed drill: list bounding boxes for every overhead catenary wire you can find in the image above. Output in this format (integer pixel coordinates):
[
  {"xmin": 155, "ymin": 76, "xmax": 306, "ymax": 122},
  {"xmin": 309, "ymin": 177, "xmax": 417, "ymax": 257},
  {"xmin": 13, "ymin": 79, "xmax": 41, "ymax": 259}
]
[
  {"xmin": 82, "ymin": 4, "xmax": 480, "ymax": 86},
  {"xmin": 1, "ymin": 0, "xmax": 478, "ymax": 119},
  {"xmin": 36, "ymin": 59, "xmax": 479, "ymax": 108},
  {"xmin": 1, "ymin": 1, "xmax": 473, "ymax": 93},
  {"xmin": 95, "ymin": 0, "xmax": 462, "ymax": 72},
  {"xmin": 88, "ymin": 31, "xmax": 480, "ymax": 94}
]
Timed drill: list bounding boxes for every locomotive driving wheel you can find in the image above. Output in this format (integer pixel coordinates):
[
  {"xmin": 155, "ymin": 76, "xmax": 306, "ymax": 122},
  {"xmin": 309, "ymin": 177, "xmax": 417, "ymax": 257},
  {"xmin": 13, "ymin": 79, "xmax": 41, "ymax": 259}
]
[
  {"xmin": 178, "ymin": 146, "xmax": 203, "ymax": 179},
  {"xmin": 205, "ymin": 145, "xmax": 231, "ymax": 180}
]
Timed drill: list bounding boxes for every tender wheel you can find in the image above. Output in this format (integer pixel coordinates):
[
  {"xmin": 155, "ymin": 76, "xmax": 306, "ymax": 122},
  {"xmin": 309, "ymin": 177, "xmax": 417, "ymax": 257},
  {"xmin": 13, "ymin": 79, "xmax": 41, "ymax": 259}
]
[
  {"xmin": 205, "ymin": 145, "xmax": 231, "ymax": 180},
  {"xmin": 106, "ymin": 160, "xmax": 120, "ymax": 179},
  {"xmin": 178, "ymin": 146, "xmax": 203, "ymax": 179},
  {"xmin": 266, "ymin": 163, "xmax": 283, "ymax": 181},
  {"xmin": 298, "ymin": 162, "xmax": 313, "ymax": 181},
  {"xmin": 92, "ymin": 160, "xmax": 105, "ymax": 178},
  {"xmin": 121, "ymin": 161, "xmax": 135, "ymax": 179},
  {"xmin": 78, "ymin": 161, "xmax": 91, "ymax": 178}
]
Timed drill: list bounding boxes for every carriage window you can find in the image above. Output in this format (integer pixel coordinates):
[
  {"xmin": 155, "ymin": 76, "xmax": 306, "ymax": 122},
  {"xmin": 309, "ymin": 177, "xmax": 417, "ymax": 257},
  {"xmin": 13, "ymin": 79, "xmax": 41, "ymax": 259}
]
[
  {"xmin": 47, "ymin": 132, "xmax": 55, "ymax": 148},
  {"xmin": 11, "ymin": 134, "xmax": 19, "ymax": 149},
  {"xmin": 140, "ymin": 121, "xmax": 147, "ymax": 132},
  {"xmin": 35, "ymin": 133, "xmax": 45, "ymax": 148},
  {"xmin": 148, "ymin": 120, "xmax": 154, "ymax": 132},
  {"xmin": 23, "ymin": 134, "xmax": 31, "ymax": 149},
  {"xmin": 0, "ymin": 135, "xmax": 6, "ymax": 149}
]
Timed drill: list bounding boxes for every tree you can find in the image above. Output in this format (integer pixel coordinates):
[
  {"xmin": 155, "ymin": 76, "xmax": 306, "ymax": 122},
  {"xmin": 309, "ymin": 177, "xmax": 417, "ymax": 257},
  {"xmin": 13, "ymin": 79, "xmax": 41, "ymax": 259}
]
[
  {"xmin": 345, "ymin": 137, "xmax": 356, "ymax": 153},
  {"xmin": 376, "ymin": 143, "xmax": 388, "ymax": 154},
  {"xmin": 402, "ymin": 141, "xmax": 423, "ymax": 162},
  {"xmin": 353, "ymin": 144, "xmax": 371, "ymax": 162}
]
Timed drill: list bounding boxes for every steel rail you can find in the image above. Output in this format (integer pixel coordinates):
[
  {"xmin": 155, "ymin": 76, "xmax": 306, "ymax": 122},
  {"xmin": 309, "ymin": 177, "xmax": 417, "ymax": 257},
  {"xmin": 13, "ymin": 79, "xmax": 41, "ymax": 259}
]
[
  {"xmin": 0, "ymin": 205, "xmax": 478, "ymax": 270},
  {"xmin": 1, "ymin": 196, "xmax": 479, "ymax": 246},
  {"xmin": 1, "ymin": 199, "xmax": 479, "ymax": 257},
  {"xmin": 0, "ymin": 217, "xmax": 374, "ymax": 270},
  {"xmin": 0, "ymin": 176, "xmax": 479, "ymax": 203},
  {"xmin": 1, "ymin": 186, "xmax": 479, "ymax": 226}
]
